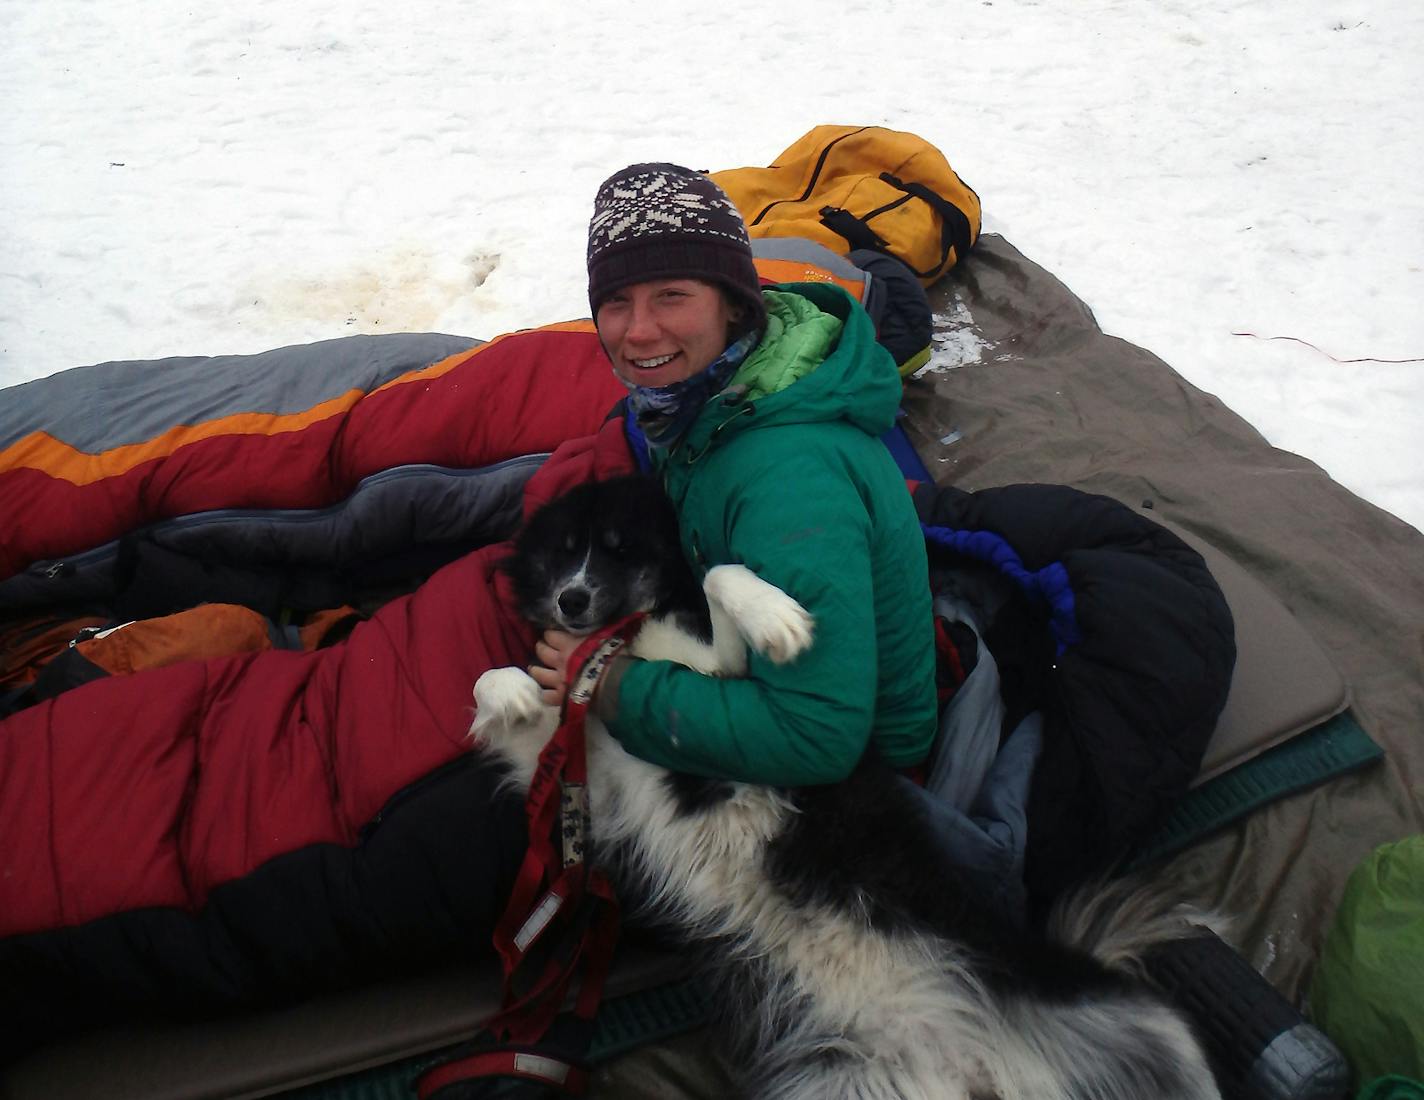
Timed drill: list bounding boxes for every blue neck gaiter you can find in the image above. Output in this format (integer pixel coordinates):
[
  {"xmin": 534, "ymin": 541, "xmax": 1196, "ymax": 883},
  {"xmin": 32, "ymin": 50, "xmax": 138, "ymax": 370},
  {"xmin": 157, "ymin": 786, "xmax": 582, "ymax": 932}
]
[{"xmin": 620, "ymin": 330, "xmax": 759, "ymax": 448}]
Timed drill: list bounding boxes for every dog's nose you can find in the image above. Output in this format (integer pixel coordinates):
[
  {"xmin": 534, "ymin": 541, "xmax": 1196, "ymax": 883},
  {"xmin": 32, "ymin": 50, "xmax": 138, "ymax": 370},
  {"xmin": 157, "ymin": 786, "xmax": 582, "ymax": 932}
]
[{"xmin": 557, "ymin": 588, "xmax": 591, "ymax": 619}]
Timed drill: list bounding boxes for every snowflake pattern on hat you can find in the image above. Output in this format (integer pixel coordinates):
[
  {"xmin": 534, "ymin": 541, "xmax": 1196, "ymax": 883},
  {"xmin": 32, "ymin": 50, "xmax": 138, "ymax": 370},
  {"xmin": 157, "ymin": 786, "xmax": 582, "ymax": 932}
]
[{"xmin": 588, "ymin": 166, "xmax": 749, "ymax": 257}]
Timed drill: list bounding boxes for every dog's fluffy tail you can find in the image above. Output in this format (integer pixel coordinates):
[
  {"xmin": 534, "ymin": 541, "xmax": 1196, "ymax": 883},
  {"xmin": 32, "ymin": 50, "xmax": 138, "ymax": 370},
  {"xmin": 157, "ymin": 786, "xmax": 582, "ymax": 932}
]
[
  {"xmin": 1046, "ymin": 874, "xmax": 1229, "ymax": 977},
  {"xmin": 985, "ymin": 879, "xmax": 1224, "ymax": 1100}
]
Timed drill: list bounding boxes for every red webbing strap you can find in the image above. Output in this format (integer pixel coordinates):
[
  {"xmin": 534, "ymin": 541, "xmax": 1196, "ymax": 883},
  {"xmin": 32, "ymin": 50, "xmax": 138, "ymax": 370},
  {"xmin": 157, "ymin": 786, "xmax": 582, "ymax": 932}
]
[
  {"xmin": 483, "ymin": 863, "xmax": 619, "ymax": 1047},
  {"xmin": 490, "ymin": 618, "xmax": 638, "ymax": 1008},
  {"xmin": 416, "ymin": 616, "xmax": 641, "ymax": 1099},
  {"xmin": 417, "ymin": 1049, "xmax": 590, "ymax": 1099}
]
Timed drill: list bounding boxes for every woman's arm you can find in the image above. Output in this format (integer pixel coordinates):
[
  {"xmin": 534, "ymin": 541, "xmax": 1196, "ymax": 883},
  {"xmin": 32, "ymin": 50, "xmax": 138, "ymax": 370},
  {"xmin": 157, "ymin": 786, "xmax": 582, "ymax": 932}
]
[{"xmin": 600, "ymin": 455, "xmax": 882, "ymax": 786}]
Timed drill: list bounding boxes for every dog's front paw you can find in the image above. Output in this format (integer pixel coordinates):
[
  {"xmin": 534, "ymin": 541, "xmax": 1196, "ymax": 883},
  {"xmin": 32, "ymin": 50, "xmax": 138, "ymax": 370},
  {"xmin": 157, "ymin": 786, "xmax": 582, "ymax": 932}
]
[
  {"xmin": 471, "ymin": 666, "xmax": 547, "ymax": 744},
  {"xmin": 704, "ymin": 564, "xmax": 815, "ymax": 665}
]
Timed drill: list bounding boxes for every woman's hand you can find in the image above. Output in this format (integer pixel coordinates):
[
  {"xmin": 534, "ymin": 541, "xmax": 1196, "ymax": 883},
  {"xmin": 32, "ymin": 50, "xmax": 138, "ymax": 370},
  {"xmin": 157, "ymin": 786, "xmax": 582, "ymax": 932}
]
[{"xmin": 529, "ymin": 629, "xmax": 582, "ymax": 708}]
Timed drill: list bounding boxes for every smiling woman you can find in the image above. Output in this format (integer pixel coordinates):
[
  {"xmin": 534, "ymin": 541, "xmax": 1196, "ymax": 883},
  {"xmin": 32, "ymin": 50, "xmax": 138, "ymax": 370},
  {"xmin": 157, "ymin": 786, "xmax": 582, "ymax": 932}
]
[{"xmin": 528, "ymin": 162, "xmax": 939, "ymax": 789}]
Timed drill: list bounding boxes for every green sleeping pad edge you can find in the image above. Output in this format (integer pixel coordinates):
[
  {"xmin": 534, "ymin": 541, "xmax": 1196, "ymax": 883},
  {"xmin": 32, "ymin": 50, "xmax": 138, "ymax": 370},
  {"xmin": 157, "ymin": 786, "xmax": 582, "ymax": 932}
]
[{"xmin": 1127, "ymin": 710, "xmax": 1384, "ymax": 872}]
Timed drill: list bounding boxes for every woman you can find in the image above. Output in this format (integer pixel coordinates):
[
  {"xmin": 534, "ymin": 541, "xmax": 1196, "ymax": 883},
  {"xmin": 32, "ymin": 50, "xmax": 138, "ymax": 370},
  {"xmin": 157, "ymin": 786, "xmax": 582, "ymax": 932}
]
[{"xmin": 531, "ymin": 163, "xmax": 937, "ymax": 786}]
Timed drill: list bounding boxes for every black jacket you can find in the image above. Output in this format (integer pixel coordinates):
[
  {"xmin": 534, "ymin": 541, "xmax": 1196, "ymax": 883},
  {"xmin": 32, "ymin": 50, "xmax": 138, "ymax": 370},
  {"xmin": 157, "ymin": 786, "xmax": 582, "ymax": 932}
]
[{"xmin": 914, "ymin": 482, "xmax": 1236, "ymax": 909}]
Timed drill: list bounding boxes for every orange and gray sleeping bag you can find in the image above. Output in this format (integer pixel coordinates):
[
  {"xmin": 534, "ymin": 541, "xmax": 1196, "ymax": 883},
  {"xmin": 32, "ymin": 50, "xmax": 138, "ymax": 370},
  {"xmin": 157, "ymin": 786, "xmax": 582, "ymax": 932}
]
[{"xmin": 0, "ymin": 324, "xmax": 636, "ymax": 1060}]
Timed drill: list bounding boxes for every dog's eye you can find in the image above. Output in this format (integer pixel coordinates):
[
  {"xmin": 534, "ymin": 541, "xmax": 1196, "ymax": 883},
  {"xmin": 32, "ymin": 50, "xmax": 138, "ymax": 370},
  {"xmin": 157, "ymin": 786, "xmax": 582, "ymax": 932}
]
[
  {"xmin": 563, "ymin": 532, "xmax": 578, "ymax": 553},
  {"xmin": 601, "ymin": 529, "xmax": 625, "ymax": 554}
]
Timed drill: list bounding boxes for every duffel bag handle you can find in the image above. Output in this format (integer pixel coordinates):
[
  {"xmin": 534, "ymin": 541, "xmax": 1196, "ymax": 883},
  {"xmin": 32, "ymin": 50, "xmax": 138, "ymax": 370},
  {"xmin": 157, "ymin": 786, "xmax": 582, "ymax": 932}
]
[{"xmin": 879, "ymin": 172, "xmax": 975, "ymax": 278}]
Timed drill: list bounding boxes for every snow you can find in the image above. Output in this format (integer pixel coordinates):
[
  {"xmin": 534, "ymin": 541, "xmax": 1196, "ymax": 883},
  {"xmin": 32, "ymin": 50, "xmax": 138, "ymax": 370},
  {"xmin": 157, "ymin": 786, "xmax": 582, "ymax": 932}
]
[{"xmin": 3, "ymin": 0, "xmax": 1422, "ymax": 531}]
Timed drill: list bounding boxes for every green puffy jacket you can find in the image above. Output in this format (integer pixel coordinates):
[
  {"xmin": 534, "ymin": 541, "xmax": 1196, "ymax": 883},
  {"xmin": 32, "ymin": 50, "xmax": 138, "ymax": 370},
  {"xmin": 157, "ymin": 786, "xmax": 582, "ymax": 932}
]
[{"xmin": 605, "ymin": 283, "xmax": 938, "ymax": 785}]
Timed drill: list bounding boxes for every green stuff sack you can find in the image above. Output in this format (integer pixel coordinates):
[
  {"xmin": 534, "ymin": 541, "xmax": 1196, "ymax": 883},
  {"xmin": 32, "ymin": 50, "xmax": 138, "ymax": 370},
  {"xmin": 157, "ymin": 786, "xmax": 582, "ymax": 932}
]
[
  {"xmin": 1311, "ymin": 835, "xmax": 1424, "ymax": 1084},
  {"xmin": 712, "ymin": 124, "xmax": 981, "ymax": 287}
]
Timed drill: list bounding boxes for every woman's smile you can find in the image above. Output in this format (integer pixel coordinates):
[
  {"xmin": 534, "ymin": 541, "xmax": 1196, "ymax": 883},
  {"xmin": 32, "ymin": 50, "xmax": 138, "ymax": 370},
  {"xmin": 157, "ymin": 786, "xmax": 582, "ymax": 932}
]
[{"xmin": 624, "ymin": 351, "xmax": 683, "ymax": 382}]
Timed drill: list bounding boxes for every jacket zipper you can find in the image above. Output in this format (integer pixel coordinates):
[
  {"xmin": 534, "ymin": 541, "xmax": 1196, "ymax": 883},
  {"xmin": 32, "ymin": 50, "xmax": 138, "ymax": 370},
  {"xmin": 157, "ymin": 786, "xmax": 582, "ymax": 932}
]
[
  {"xmin": 750, "ymin": 126, "xmax": 871, "ymax": 227},
  {"xmin": 681, "ymin": 404, "xmax": 755, "ymax": 466}
]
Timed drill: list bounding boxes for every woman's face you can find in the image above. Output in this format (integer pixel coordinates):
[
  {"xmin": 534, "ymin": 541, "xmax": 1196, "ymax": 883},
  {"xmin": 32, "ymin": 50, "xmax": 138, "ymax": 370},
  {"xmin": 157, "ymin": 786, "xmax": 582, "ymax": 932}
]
[{"xmin": 597, "ymin": 279, "xmax": 741, "ymax": 389}]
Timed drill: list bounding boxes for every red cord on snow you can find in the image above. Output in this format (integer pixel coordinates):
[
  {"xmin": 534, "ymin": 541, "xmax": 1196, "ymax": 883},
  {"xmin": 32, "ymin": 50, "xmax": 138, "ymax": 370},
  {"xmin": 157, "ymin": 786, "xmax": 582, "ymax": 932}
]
[{"xmin": 1230, "ymin": 331, "xmax": 1424, "ymax": 364}]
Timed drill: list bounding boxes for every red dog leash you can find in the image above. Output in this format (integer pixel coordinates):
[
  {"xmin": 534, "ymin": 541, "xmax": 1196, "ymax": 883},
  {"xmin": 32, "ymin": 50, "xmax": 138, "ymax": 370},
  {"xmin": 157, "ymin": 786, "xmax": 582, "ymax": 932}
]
[{"xmin": 418, "ymin": 615, "xmax": 644, "ymax": 1099}]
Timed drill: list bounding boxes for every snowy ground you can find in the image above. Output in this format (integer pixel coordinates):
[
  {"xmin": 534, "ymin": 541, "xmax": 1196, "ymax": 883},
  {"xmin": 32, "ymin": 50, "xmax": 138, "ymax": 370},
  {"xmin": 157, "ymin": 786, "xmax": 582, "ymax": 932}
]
[{"xmin": 2, "ymin": 0, "xmax": 1421, "ymax": 531}]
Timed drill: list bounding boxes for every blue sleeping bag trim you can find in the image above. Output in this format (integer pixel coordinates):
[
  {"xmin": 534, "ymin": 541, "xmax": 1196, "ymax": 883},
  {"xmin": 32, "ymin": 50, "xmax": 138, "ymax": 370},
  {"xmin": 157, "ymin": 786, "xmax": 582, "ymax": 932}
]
[{"xmin": 920, "ymin": 524, "xmax": 1082, "ymax": 656}]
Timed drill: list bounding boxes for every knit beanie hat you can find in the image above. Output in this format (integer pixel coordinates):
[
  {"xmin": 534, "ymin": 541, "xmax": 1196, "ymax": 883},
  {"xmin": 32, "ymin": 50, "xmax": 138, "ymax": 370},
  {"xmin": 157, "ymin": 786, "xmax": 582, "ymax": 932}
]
[{"xmin": 587, "ymin": 163, "xmax": 767, "ymax": 337}]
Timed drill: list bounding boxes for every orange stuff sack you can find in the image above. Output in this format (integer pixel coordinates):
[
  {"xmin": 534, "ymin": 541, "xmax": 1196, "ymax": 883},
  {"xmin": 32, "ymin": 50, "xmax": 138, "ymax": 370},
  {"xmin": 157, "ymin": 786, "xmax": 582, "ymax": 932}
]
[
  {"xmin": 713, "ymin": 125, "xmax": 981, "ymax": 287},
  {"xmin": 72, "ymin": 603, "xmax": 363, "ymax": 676}
]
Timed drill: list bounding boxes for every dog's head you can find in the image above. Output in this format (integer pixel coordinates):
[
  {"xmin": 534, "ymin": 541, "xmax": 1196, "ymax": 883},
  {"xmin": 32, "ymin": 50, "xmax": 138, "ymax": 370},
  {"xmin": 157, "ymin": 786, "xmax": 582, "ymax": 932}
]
[{"xmin": 506, "ymin": 476, "xmax": 697, "ymax": 634}]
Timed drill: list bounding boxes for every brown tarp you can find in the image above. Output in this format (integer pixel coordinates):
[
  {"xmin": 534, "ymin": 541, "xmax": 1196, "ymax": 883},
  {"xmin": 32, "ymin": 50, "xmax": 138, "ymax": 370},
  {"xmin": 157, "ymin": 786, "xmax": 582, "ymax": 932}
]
[
  {"xmin": 5, "ymin": 234, "xmax": 1421, "ymax": 1099},
  {"xmin": 901, "ymin": 234, "xmax": 1422, "ymax": 1002}
]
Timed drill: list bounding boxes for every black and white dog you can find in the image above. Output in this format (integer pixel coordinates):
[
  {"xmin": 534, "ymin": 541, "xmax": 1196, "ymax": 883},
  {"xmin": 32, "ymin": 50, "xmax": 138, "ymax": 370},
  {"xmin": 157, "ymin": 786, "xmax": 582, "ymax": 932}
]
[{"xmin": 472, "ymin": 476, "xmax": 1219, "ymax": 1100}]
